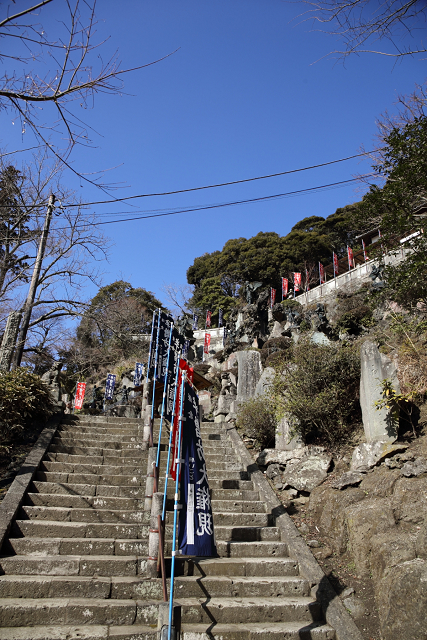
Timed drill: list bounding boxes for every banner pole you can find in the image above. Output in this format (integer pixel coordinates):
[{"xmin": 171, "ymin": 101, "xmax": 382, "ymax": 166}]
[
  {"xmin": 168, "ymin": 371, "xmax": 186, "ymax": 640},
  {"xmin": 155, "ymin": 323, "xmax": 174, "ymax": 483},
  {"xmin": 150, "ymin": 310, "xmax": 162, "ymax": 448},
  {"xmin": 162, "ymin": 353, "xmax": 182, "ymax": 522},
  {"xmin": 72, "ymin": 382, "xmax": 77, "ymax": 414}
]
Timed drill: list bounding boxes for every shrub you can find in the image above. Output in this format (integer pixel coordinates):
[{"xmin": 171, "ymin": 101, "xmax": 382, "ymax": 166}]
[
  {"xmin": 260, "ymin": 337, "xmax": 292, "ymax": 366},
  {"xmin": 0, "ymin": 368, "xmax": 53, "ymax": 439},
  {"xmin": 236, "ymin": 396, "xmax": 276, "ymax": 450},
  {"xmin": 273, "ymin": 337, "xmax": 360, "ymax": 444}
]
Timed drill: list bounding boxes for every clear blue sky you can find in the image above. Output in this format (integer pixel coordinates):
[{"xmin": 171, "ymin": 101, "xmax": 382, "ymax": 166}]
[{"xmin": 2, "ymin": 0, "xmax": 426, "ymax": 309}]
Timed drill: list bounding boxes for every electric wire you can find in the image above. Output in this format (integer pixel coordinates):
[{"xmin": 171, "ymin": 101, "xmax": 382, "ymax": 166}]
[
  {"xmin": 50, "ymin": 173, "xmax": 376, "ymax": 231},
  {"xmin": 0, "ymin": 148, "xmax": 378, "ymax": 211}
]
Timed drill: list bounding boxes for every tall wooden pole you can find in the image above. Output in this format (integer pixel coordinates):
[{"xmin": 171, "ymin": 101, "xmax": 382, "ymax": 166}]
[{"xmin": 12, "ymin": 194, "xmax": 56, "ymax": 368}]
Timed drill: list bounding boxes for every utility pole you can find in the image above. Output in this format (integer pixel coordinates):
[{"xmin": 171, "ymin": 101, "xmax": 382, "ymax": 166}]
[{"xmin": 12, "ymin": 194, "xmax": 56, "ymax": 368}]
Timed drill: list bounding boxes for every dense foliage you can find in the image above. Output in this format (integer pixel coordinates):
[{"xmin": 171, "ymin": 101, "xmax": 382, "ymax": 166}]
[
  {"xmin": 359, "ymin": 116, "xmax": 427, "ymax": 309},
  {"xmin": 187, "ymin": 206, "xmax": 359, "ymax": 315},
  {"xmin": 0, "ymin": 368, "xmax": 53, "ymax": 439},
  {"xmin": 62, "ymin": 280, "xmax": 168, "ymax": 380},
  {"xmin": 272, "ymin": 338, "xmax": 361, "ymax": 444},
  {"xmin": 236, "ymin": 396, "xmax": 276, "ymax": 450}
]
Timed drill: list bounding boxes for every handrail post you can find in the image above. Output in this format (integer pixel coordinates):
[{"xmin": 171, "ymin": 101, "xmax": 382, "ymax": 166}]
[
  {"xmin": 168, "ymin": 371, "xmax": 186, "ymax": 640},
  {"xmin": 145, "ymin": 447, "xmax": 157, "ymax": 513},
  {"xmin": 147, "ymin": 491, "xmax": 163, "ymax": 578}
]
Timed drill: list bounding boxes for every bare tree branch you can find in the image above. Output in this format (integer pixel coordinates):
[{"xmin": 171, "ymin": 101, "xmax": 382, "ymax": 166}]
[{"xmin": 298, "ymin": 0, "xmax": 427, "ymax": 59}]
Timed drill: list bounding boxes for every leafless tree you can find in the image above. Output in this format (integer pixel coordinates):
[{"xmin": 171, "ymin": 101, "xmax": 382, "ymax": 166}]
[
  {"xmin": 161, "ymin": 282, "xmax": 194, "ymax": 318},
  {"xmin": 0, "ymin": 150, "xmax": 110, "ymax": 367},
  {"xmin": 0, "ymin": 0, "xmax": 176, "ymax": 187},
  {"xmin": 301, "ymin": 0, "xmax": 427, "ymax": 60}
]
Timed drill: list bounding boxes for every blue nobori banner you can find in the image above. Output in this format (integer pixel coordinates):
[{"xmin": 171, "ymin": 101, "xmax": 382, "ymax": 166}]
[
  {"xmin": 147, "ymin": 310, "xmax": 174, "ymax": 380},
  {"xmin": 218, "ymin": 308, "xmax": 223, "ymax": 328},
  {"xmin": 164, "ymin": 329, "xmax": 186, "ymax": 423},
  {"xmin": 134, "ymin": 362, "xmax": 144, "ymax": 387},
  {"xmin": 192, "ymin": 314, "xmax": 198, "ymax": 330},
  {"xmin": 104, "ymin": 373, "xmax": 116, "ymax": 400},
  {"xmin": 178, "ymin": 383, "xmax": 217, "ymax": 557}
]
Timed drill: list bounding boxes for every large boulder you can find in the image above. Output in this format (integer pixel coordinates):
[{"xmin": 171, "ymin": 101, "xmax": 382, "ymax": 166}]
[
  {"xmin": 359, "ymin": 341, "xmax": 400, "ymax": 442},
  {"xmin": 350, "ymin": 441, "xmax": 407, "ymax": 471},
  {"xmin": 283, "ymin": 453, "xmax": 332, "ymax": 492},
  {"xmin": 275, "ymin": 414, "xmax": 304, "ymax": 451},
  {"xmin": 236, "ymin": 350, "xmax": 262, "ymax": 403},
  {"xmin": 344, "ymin": 498, "xmax": 396, "ymax": 576},
  {"xmin": 254, "ymin": 367, "xmax": 275, "ymax": 397},
  {"xmin": 391, "ymin": 476, "xmax": 427, "ymax": 524},
  {"xmin": 308, "ymin": 485, "xmax": 366, "ymax": 554},
  {"xmin": 377, "ymin": 559, "xmax": 427, "ymax": 640},
  {"xmin": 359, "ymin": 466, "xmax": 401, "ymax": 497},
  {"xmin": 370, "ymin": 529, "xmax": 416, "ymax": 585}
]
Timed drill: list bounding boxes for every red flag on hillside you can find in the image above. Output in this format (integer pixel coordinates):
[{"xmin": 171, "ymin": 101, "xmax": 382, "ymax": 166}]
[
  {"xmin": 271, "ymin": 288, "xmax": 276, "ymax": 308},
  {"xmin": 203, "ymin": 332, "xmax": 211, "ymax": 355},
  {"xmin": 282, "ymin": 277, "xmax": 288, "ymax": 300},
  {"xmin": 319, "ymin": 262, "xmax": 325, "ymax": 284},
  {"xmin": 205, "ymin": 310, "xmax": 212, "ymax": 328},
  {"xmin": 347, "ymin": 246, "xmax": 354, "ymax": 269},
  {"xmin": 333, "ymin": 252, "xmax": 339, "ymax": 277},
  {"xmin": 74, "ymin": 382, "xmax": 86, "ymax": 410},
  {"xmin": 293, "ymin": 272, "xmax": 302, "ymax": 292}
]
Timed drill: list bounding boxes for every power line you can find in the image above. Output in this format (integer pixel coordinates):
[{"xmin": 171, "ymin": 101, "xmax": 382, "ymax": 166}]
[
  {"xmin": 0, "ymin": 148, "xmax": 379, "ymax": 212},
  {"xmin": 52, "ymin": 174, "xmax": 375, "ymax": 230},
  {"xmin": 58, "ymin": 149, "xmax": 378, "ymax": 208}
]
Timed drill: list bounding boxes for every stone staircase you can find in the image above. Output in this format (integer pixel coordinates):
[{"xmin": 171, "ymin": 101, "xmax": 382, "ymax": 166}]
[{"xmin": 0, "ymin": 415, "xmax": 336, "ymax": 639}]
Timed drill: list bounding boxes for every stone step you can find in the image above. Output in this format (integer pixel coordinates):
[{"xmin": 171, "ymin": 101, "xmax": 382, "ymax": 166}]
[
  {"xmin": 174, "ymin": 575, "xmax": 310, "ymax": 598},
  {"xmin": 0, "ymin": 575, "xmax": 163, "ymax": 600},
  {"xmin": 178, "ymin": 596, "xmax": 322, "ymax": 624},
  {"xmin": 204, "ymin": 479, "xmax": 254, "ymax": 490},
  {"xmin": 58, "ymin": 427, "xmax": 140, "ymax": 440},
  {"xmin": 26, "ymin": 493, "xmax": 145, "ymax": 511},
  {"xmin": 62, "ymin": 416, "xmax": 142, "ymax": 425},
  {"xmin": 49, "ymin": 445, "xmax": 145, "ymax": 458},
  {"xmin": 0, "ymin": 625, "xmax": 157, "ymax": 639},
  {"xmin": 176, "ymin": 556, "xmax": 299, "ymax": 577},
  {"xmin": 213, "ymin": 512, "xmax": 272, "ymax": 527},
  {"xmin": 52, "ymin": 437, "xmax": 144, "ymax": 451},
  {"xmin": 215, "ymin": 541, "xmax": 288, "ymax": 558},
  {"xmin": 0, "ymin": 556, "xmax": 147, "ymax": 578},
  {"xmin": 7, "ymin": 537, "xmax": 149, "ymax": 557},
  {"xmin": 41, "ymin": 462, "xmax": 146, "ymax": 476},
  {"xmin": 20, "ymin": 505, "xmax": 147, "ymax": 524},
  {"xmin": 36, "ymin": 472, "xmax": 146, "ymax": 487},
  {"xmin": 0, "ymin": 595, "xmax": 322, "ymax": 627},
  {"xmin": 31, "ymin": 481, "xmax": 146, "ymax": 499},
  {"xmin": 180, "ymin": 622, "xmax": 335, "ymax": 639},
  {"xmin": 210, "ymin": 500, "xmax": 267, "ymax": 513},
  {"xmin": 13, "ymin": 520, "xmax": 149, "ymax": 539},
  {"xmin": 0, "ymin": 598, "xmax": 159, "ymax": 627},
  {"xmin": 46, "ymin": 452, "xmax": 146, "ymax": 465}
]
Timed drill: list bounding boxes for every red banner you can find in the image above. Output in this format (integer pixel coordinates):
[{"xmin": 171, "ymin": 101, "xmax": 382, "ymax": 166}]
[
  {"xmin": 170, "ymin": 361, "xmax": 194, "ymax": 481},
  {"xmin": 206, "ymin": 310, "xmax": 212, "ymax": 328},
  {"xmin": 74, "ymin": 382, "xmax": 86, "ymax": 410},
  {"xmin": 293, "ymin": 272, "xmax": 302, "ymax": 291},
  {"xmin": 333, "ymin": 252, "xmax": 339, "ymax": 277},
  {"xmin": 270, "ymin": 288, "xmax": 276, "ymax": 308},
  {"xmin": 347, "ymin": 246, "xmax": 354, "ymax": 269},
  {"xmin": 204, "ymin": 332, "xmax": 211, "ymax": 355},
  {"xmin": 319, "ymin": 262, "xmax": 325, "ymax": 284},
  {"xmin": 282, "ymin": 277, "xmax": 288, "ymax": 300}
]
